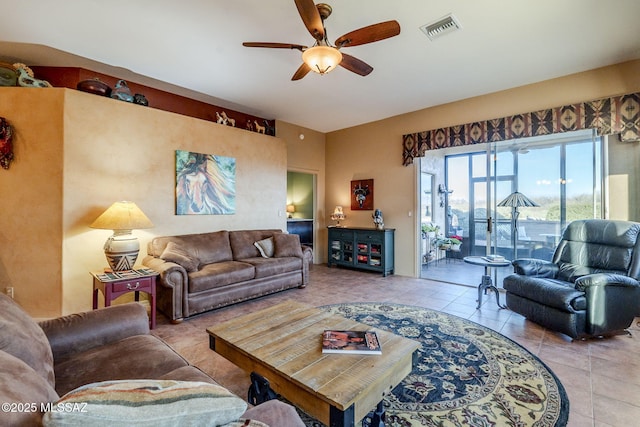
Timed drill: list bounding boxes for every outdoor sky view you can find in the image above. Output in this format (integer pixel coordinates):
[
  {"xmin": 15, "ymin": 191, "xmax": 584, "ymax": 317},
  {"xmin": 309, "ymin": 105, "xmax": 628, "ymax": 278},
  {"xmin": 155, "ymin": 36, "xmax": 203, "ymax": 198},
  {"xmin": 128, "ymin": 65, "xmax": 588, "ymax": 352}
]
[{"xmin": 441, "ymin": 130, "xmax": 602, "ymax": 259}]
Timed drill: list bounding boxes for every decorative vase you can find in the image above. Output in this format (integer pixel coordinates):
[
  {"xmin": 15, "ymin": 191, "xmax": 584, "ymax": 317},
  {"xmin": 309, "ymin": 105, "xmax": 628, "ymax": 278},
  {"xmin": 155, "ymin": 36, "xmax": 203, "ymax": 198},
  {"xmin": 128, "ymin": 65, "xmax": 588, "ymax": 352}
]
[
  {"xmin": 133, "ymin": 93, "xmax": 149, "ymax": 106},
  {"xmin": 0, "ymin": 62, "xmax": 17, "ymax": 87},
  {"xmin": 111, "ymin": 80, "xmax": 134, "ymax": 102},
  {"xmin": 77, "ymin": 78, "xmax": 112, "ymax": 97}
]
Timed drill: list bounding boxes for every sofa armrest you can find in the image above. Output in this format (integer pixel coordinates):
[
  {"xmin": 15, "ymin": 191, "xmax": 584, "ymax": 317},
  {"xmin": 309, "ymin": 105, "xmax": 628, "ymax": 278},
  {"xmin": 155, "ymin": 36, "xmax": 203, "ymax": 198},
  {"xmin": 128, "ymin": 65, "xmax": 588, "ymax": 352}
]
[
  {"xmin": 574, "ymin": 273, "xmax": 640, "ymax": 336},
  {"xmin": 38, "ymin": 303, "xmax": 150, "ymax": 362},
  {"xmin": 574, "ymin": 273, "xmax": 640, "ymax": 291},
  {"xmin": 301, "ymin": 245, "xmax": 313, "ymax": 287},
  {"xmin": 512, "ymin": 258, "xmax": 559, "ymax": 278},
  {"xmin": 142, "ymin": 255, "xmax": 188, "ymax": 321}
]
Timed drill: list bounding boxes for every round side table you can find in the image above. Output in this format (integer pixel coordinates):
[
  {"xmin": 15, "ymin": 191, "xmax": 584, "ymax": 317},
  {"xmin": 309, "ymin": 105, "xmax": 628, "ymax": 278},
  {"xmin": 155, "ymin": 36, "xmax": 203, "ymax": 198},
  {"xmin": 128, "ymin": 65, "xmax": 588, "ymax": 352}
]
[{"xmin": 463, "ymin": 256, "xmax": 512, "ymax": 309}]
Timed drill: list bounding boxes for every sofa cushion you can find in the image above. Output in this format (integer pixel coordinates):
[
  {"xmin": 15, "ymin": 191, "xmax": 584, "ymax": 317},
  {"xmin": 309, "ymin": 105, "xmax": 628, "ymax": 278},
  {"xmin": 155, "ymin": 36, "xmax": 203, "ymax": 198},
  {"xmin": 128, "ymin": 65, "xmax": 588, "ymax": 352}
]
[
  {"xmin": 273, "ymin": 233, "xmax": 304, "ymax": 258},
  {"xmin": 229, "ymin": 230, "xmax": 280, "ymax": 260},
  {"xmin": 254, "ymin": 237, "xmax": 275, "ymax": 258},
  {"xmin": 189, "ymin": 261, "xmax": 255, "ymax": 293},
  {"xmin": 242, "ymin": 257, "xmax": 303, "ymax": 279},
  {"xmin": 54, "ymin": 335, "xmax": 190, "ymax": 396},
  {"xmin": 160, "ymin": 241, "xmax": 200, "ymax": 272},
  {"xmin": 0, "ymin": 293, "xmax": 55, "ymax": 388},
  {"xmin": 0, "ymin": 350, "xmax": 59, "ymax": 427},
  {"xmin": 149, "ymin": 231, "xmax": 233, "ymax": 265},
  {"xmin": 42, "ymin": 379, "xmax": 247, "ymax": 427}
]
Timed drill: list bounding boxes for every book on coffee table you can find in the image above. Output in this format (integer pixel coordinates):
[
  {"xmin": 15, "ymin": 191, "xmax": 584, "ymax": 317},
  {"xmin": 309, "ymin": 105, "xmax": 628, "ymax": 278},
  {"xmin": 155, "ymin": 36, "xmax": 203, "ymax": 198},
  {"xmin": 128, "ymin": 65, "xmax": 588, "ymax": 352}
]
[{"xmin": 322, "ymin": 330, "xmax": 382, "ymax": 355}]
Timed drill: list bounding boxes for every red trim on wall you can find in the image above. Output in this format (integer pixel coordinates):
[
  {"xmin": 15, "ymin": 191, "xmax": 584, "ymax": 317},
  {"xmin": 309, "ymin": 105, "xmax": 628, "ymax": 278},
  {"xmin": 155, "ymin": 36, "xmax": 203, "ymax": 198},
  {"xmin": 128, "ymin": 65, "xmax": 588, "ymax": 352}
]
[{"xmin": 30, "ymin": 66, "xmax": 275, "ymax": 136}]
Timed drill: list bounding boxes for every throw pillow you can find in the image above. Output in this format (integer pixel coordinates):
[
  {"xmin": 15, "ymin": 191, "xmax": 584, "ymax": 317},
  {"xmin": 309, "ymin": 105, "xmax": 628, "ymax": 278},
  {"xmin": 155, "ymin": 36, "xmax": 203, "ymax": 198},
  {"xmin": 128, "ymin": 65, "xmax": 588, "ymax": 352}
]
[
  {"xmin": 160, "ymin": 241, "xmax": 199, "ymax": 272},
  {"xmin": 273, "ymin": 233, "xmax": 303, "ymax": 258},
  {"xmin": 42, "ymin": 379, "xmax": 247, "ymax": 427},
  {"xmin": 254, "ymin": 237, "xmax": 275, "ymax": 258}
]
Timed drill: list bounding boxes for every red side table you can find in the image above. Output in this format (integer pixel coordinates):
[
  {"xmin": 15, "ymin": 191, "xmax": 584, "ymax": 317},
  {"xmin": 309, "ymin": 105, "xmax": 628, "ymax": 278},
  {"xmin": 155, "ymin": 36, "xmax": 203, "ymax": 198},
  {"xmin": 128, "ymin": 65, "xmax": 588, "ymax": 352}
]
[{"xmin": 91, "ymin": 268, "xmax": 159, "ymax": 329}]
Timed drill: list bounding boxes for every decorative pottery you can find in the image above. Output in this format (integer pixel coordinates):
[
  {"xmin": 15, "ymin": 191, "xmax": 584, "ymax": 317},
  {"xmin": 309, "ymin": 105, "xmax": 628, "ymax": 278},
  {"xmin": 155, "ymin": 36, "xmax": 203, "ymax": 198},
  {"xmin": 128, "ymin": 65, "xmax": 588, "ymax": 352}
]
[
  {"xmin": 77, "ymin": 78, "xmax": 112, "ymax": 97},
  {"xmin": 111, "ymin": 79, "xmax": 134, "ymax": 102},
  {"xmin": 133, "ymin": 93, "xmax": 149, "ymax": 106},
  {"xmin": 0, "ymin": 62, "xmax": 17, "ymax": 87}
]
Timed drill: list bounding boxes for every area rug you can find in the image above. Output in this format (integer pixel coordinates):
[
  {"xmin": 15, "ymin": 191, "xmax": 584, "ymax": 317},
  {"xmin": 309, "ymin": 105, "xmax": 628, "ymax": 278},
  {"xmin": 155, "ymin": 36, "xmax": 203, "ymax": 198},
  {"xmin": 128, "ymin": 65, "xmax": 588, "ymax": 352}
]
[{"xmin": 297, "ymin": 302, "xmax": 569, "ymax": 427}]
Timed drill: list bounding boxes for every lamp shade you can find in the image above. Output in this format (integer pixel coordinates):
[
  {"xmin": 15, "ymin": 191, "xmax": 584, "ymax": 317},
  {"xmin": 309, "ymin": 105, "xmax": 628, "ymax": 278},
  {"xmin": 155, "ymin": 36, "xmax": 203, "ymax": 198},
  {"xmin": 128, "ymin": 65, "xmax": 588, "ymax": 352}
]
[
  {"xmin": 286, "ymin": 204, "xmax": 296, "ymax": 213},
  {"xmin": 90, "ymin": 201, "xmax": 154, "ymax": 231},
  {"xmin": 302, "ymin": 46, "xmax": 343, "ymax": 75},
  {"xmin": 497, "ymin": 191, "xmax": 539, "ymax": 208},
  {"xmin": 90, "ymin": 201, "xmax": 154, "ymax": 271}
]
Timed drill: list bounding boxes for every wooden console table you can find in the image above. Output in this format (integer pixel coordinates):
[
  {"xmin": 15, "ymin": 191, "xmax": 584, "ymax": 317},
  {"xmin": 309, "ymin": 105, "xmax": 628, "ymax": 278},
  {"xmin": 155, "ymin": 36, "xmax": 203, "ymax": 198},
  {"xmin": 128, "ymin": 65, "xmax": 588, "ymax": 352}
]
[{"xmin": 328, "ymin": 227, "xmax": 395, "ymax": 276}]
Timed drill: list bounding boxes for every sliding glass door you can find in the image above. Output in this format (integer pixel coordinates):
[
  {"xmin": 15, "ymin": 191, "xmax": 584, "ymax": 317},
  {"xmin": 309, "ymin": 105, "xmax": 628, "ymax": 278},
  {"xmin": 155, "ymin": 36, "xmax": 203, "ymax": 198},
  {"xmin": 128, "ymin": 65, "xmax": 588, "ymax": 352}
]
[{"xmin": 422, "ymin": 129, "xmax": 603, "ymax": 286}]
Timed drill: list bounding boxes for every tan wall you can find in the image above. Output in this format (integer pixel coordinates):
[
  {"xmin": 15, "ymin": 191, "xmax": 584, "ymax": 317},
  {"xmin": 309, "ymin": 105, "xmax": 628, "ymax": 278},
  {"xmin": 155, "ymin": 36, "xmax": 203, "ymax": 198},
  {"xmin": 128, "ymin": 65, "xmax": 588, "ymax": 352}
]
[
  {"xmin": 325, "ymin": 59, "xmax": 640, "ymax": 277},
  {"xmin": 1, "ymin": 88, "xmax": 289, "ymax": 316},
  {"xmin": 0, "ymin": 89, "xmax": 64, "ymax": 317}
]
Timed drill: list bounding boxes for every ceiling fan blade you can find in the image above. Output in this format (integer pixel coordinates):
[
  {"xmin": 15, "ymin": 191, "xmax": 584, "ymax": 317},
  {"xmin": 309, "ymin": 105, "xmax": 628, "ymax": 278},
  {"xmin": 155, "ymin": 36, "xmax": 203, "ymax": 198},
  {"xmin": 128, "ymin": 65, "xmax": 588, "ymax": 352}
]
[
  {"xmin": 243, "ymin": 42, "xmax": 306, "ymax": 51},
  {"xmin": 294, "ymin": 0, "xmax": 324, "ymax": 41},
  {"xmin": 291, "ymin": 63, "xmax": 312, "ymax": 81},
  {"xmin": 339, "ymin": 53, "xmax": 373, "ymax": 76},
  {"xmin": 335, "ymin": 20, "xmax": 401, "ymax": 48}
]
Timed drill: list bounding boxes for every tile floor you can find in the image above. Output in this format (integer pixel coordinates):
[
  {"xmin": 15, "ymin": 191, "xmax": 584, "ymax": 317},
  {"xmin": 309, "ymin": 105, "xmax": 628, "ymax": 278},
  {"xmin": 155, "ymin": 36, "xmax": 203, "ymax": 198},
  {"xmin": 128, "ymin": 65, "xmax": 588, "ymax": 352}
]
[{"xmin": 152, "ymin": 264, "xmax": 640, "ymax": 427}]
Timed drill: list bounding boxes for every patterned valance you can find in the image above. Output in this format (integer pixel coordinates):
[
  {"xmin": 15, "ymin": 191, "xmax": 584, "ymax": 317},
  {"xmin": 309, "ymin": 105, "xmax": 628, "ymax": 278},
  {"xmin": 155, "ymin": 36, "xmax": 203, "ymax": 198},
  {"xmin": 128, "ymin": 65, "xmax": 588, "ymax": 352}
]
[{"xmin": 402, "ymin": 92, "xmax": 640, "ymax": 166}]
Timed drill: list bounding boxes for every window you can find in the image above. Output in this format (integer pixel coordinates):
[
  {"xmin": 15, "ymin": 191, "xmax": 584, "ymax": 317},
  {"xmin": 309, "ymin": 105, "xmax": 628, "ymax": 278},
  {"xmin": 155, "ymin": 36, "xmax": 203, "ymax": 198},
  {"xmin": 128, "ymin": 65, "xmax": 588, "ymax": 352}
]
[{"xmin": 445, "ymin": 130, "xmax": 602, "ymax": 260}]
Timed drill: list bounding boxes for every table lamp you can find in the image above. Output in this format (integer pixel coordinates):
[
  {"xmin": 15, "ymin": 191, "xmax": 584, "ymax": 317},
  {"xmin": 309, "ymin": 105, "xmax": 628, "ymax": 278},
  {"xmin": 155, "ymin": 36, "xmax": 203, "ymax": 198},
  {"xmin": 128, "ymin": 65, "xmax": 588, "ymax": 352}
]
[
  {"xmin": 90, "ymin": 201, "xmax": 154, "ymax": 271},
  {"xmin": 286, "ymin": 204, "xmax": 296, "ymax": 218},
  {"xmin": 330, "ymin": 206, "xmax": 346, "ymax": 226}
]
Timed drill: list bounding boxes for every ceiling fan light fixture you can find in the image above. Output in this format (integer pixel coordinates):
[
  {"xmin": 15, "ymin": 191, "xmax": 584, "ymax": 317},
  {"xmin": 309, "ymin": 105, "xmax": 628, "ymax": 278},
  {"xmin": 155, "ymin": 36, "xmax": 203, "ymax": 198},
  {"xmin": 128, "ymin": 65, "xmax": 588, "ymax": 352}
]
[{"xmin": 302, "ymin": 45, "xmax": 343, "ymax": 75}]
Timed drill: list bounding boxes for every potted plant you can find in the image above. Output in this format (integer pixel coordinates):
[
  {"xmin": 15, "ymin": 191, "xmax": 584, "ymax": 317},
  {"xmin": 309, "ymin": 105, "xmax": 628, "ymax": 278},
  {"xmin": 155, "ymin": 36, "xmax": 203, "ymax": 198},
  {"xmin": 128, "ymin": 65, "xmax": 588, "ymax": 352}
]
[
  {"xmin": 421, "ymin": 223, "xmax": 439, "ymax": 239},
  {"xmin": 449, "ymin": 235, "xmax": 463, "ymax": 251}
]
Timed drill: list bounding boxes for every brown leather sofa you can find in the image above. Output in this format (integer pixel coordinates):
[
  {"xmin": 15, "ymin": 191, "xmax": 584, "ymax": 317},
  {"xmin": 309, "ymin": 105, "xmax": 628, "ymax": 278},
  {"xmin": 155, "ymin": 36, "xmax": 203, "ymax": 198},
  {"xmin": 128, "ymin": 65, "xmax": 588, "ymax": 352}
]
[
  {"xmin": 143, "ymin": 229, "xmax": 313, "ymax": 322},
  {"xmin": 0, "ymin": 294, "xmax": 304, "ymax": 426}
]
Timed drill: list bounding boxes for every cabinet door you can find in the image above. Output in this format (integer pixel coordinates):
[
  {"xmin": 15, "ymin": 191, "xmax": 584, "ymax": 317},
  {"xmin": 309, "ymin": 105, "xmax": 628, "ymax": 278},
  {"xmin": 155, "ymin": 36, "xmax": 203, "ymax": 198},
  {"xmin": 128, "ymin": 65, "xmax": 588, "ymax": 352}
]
[
  {"xmin": 355, "ymin": 231, "xmax": 383, "ymax": 269},
  {"xmin": 328, "ymin": 229, "xmax": 354, "ymax": 266}
]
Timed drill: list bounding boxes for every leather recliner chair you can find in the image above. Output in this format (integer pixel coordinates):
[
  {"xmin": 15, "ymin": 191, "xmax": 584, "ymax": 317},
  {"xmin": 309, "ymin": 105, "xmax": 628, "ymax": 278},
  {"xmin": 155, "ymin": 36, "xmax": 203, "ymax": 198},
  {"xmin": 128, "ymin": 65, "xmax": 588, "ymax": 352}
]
[{"xmin": 503, "ymin": 219, "xmax": 640, "ymax": 339}]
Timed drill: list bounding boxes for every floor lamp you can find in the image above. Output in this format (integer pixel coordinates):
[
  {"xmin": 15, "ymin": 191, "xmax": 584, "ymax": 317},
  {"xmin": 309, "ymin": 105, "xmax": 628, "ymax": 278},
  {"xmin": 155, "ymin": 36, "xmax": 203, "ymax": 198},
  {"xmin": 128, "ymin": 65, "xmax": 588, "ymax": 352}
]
[{"xmin": 497, "ymin": 191, "xmax": 539, "ymax": 259}]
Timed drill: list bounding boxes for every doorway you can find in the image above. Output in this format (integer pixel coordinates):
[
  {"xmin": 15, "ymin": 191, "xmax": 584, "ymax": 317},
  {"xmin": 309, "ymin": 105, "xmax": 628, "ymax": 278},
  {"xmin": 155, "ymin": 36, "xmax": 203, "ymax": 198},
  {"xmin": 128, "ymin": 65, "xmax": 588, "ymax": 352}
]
[
  {"xmin": 420, "ymin": 129, "xmax": 604, "ymax": 287},
  {"xmin": 287, "ymin": 170, "xmax": 316, "ymax": 253}
]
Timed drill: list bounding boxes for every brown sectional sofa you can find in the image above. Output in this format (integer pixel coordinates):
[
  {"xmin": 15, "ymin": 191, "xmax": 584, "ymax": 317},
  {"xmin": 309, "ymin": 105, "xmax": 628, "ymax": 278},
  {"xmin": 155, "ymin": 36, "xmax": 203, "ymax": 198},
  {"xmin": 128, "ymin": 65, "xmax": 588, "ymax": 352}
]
[
  {"xmin": 143, "ymin": 229, "xmax": 313, "ymax": 322},
  {"xmin": 0, "ymin": 294, "xmax": 304, "ymax": 426}
]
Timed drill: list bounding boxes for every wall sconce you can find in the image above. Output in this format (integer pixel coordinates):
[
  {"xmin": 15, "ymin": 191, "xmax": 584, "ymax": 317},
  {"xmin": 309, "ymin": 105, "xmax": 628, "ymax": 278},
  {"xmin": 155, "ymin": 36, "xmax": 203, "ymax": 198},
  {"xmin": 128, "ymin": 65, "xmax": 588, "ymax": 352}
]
[
  {"xmin": 438, "ymin": 184, "xmax": 453, "ymax": 207},
  {"xmin": 286, "ymin": 204, "xmax": 296, "ymax": 218}
]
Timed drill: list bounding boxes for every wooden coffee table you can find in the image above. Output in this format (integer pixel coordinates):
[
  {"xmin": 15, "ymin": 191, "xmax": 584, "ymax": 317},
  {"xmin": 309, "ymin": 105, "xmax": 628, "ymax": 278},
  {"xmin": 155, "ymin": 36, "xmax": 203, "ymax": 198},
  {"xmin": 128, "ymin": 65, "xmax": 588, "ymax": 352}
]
[{"xmin": 207, "ymin": 300, "xmax": 420, "ymax": 426}]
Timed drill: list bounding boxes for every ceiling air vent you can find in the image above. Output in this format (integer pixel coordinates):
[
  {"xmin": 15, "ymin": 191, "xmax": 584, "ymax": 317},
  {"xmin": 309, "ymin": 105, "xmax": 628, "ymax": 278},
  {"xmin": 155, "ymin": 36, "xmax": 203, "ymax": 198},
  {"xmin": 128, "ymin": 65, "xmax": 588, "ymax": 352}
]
[{"xmin": 420, "ymin": 14, "xmax": 462, "ymax": 41}]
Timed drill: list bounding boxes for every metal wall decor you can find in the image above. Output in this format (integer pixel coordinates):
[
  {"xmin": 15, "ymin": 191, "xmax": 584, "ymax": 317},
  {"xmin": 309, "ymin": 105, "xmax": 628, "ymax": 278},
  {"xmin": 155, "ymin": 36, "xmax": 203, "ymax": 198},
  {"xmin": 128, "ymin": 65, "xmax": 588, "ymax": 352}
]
[{"xmin": 351, "ymin": 179, "xmax": 374, "ymax": 210}]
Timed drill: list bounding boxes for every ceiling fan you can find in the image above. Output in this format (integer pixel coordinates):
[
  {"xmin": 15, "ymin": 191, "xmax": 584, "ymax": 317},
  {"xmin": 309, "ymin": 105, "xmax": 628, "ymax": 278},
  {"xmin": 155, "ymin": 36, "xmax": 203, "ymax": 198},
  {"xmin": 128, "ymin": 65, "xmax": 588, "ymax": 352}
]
[{"xmin": 243, "ymin": 0, "xmax": 401, "ymax": 80}]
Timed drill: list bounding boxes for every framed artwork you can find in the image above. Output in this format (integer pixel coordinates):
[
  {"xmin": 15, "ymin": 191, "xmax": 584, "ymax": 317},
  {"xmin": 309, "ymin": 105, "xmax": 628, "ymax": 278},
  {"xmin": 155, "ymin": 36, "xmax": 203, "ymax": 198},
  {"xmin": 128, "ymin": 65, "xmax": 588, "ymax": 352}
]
[
  {"xmin": 351, "ymin": 179, "xmax": 374, "ymax": 210},
  {"xmin": 175, "ymin": 150, "xmax": 236, "ymax": 215}
]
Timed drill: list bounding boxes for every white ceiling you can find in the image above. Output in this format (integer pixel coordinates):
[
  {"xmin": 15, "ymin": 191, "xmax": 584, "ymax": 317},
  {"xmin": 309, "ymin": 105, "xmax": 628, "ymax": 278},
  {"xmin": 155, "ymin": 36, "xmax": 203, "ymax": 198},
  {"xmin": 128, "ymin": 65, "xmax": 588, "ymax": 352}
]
[{"xmin": 2, "ymin": 0, "xmax": 640, "ymax": 133}]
